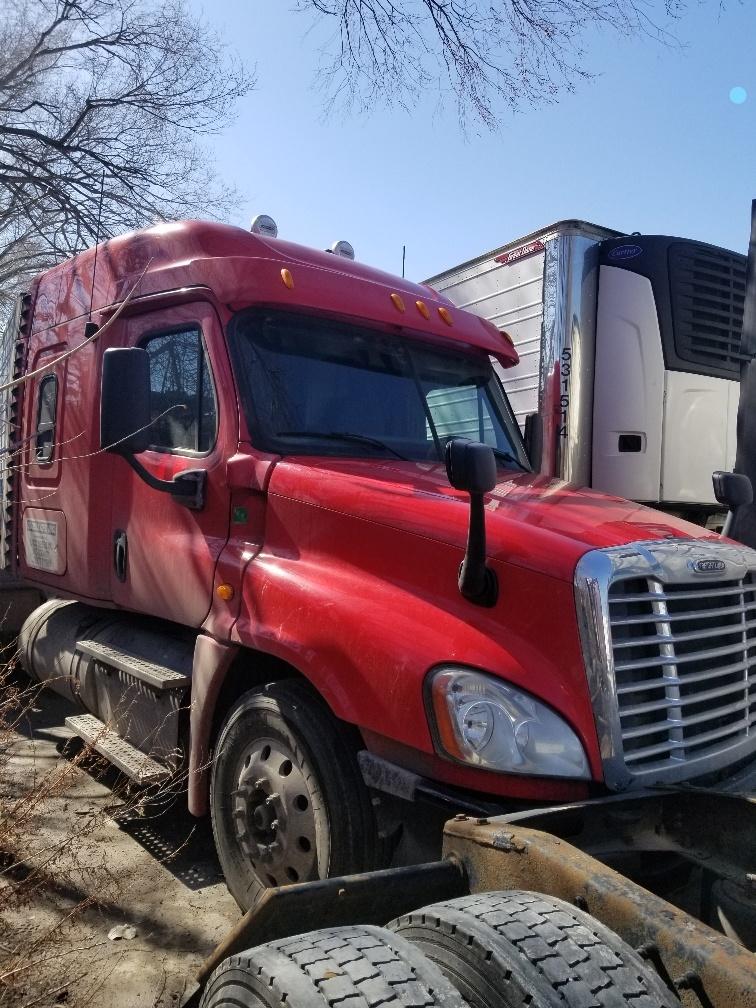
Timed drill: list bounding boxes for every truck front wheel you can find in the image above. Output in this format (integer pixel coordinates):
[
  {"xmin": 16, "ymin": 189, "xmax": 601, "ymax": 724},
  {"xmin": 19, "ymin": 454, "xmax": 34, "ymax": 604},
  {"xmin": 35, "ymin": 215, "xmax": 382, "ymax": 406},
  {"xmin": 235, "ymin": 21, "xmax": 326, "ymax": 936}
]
[{"xmin": 210, "ymin": 680, "xmax": 378, "ymax": 910}]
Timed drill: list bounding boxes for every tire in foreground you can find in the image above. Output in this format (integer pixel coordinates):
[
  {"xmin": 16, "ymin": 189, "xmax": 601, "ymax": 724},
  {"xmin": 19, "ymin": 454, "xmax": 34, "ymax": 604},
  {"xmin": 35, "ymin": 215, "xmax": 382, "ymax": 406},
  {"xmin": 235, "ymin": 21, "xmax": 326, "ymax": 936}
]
[
  {"xmin": 388, "ymin": 889, "xmax": 680, "ymax": 1008},
  {"xmin": 199, "ymin": 923, "xmax": 470, "ymax": 1008}
]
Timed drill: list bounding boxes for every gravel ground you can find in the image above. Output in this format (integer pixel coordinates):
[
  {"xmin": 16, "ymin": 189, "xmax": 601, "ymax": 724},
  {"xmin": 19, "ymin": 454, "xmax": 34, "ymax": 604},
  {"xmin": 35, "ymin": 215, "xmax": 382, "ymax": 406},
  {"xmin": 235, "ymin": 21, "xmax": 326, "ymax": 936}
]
[{"xmin": 0, "ymin": 683, "xmax": 239, "ymax": 1008}]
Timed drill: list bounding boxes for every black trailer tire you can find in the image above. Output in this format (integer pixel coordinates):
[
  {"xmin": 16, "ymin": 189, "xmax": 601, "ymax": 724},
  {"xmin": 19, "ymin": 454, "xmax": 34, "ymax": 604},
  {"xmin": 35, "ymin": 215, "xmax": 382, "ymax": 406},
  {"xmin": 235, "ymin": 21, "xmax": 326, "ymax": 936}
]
[
  {"xmin": 210, "ymin": 680, "xmax": 378, "ymax": 910},
  {"xmin": 388, "ymin": 890, "xmax": 680, "ymax": 1008},
  {"xmin": 198, "ymin": 924, "xmax": 470, "ymax": 1008}
]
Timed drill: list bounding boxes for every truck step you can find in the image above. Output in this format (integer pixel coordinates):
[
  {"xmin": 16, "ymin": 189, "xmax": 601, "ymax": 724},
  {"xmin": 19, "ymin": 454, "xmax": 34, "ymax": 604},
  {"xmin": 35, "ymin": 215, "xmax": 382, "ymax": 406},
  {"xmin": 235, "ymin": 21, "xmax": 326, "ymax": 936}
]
[
  {"xmin": 76, "ymin": 639, "xmax": 191, "ymax": 691},
  {"xmin": 64, "ymin": 713, "xmax": 171, "ymax": 785}
]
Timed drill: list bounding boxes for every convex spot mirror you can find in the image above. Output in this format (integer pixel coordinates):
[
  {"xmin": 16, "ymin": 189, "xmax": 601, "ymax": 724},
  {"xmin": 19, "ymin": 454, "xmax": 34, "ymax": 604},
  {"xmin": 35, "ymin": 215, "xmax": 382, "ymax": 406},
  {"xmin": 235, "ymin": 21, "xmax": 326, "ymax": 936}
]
[
  {"xmin": 100, "ymin": 347, "xmax": 151, "ymax": 455},
  {"xmin": 445, "ymin": 437, "xmax": 497, "ymax": 495}
]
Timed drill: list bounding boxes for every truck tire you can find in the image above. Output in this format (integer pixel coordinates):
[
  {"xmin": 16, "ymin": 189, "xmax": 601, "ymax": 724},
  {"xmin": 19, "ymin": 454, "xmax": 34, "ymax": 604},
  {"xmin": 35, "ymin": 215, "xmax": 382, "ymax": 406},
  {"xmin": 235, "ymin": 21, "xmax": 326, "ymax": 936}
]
[
  {"xmin": 710, "ymin": 878, "xmax": 756, "ymax": 950},
  {"xmin": 198, "ymin": 924, "xmax": 469, "ymax": 1008},
  {"xmin": 389, "ymin": 891, "xmax": 680, "ymax": 1008},
  {"xmin": 210, "ymin": 680, "xmax": 378, "ymax": 910}
]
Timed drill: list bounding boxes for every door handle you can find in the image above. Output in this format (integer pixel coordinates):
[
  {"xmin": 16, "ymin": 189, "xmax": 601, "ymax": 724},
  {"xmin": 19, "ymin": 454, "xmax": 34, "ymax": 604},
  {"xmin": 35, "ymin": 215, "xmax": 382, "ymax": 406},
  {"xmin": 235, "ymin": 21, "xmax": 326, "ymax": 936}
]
[{"xmin": 113, "ymin": 529, "xmax": 128, "ymax": 582}]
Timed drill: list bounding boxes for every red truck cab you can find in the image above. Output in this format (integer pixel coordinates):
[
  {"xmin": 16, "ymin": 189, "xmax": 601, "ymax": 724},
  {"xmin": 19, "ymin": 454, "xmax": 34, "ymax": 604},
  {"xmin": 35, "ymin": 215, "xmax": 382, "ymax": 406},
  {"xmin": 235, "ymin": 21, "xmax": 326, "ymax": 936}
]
[{"xmin": 10, "ymin": 220, "xmax": 756, "ymax": 909}]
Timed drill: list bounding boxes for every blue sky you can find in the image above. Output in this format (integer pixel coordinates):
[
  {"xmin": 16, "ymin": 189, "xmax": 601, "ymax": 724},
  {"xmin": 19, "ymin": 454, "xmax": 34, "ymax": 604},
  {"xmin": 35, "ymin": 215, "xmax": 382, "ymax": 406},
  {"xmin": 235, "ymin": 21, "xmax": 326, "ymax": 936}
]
[{"xmin": 192, "ymin": 2, "xmax": 755, "ymax": 281}]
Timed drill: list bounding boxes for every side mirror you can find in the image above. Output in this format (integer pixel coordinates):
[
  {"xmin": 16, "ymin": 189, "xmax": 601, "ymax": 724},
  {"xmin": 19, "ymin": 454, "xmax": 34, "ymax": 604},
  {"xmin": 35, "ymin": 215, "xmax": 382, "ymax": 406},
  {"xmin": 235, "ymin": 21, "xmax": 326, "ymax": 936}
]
[
  {"xmin": 445, "ymin": 438, "xmax": 497, "ymax": 607},
  {"xmin": 712, "ymin": 470, "xmax": 753, "ymax": 510},
  {"xmin": 712, "ymin": 470, "xmax": 753, "ymax": 538},
  {"xmin": 100, "ymin": 346, "xmax": 206, "ymax": 510},
  {"xmin": 101, "ymin": 347, "xmax": 151, "ymax": 455},
  {"xmin": 445, "ymin": 438, "xmax": 496, "ymax": 494}
]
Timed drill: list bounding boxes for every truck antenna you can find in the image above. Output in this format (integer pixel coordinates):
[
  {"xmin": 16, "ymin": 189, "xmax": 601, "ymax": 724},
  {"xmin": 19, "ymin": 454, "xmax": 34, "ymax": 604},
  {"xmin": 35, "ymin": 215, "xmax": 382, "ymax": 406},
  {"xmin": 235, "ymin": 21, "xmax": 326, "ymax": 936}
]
[
  {"xmin": 401, "ymin": 245, "xmax": 406, "ymax": 279},
  {"xmin": 85, "ymin": 172, "xmax": 106, "ymax": 338}
]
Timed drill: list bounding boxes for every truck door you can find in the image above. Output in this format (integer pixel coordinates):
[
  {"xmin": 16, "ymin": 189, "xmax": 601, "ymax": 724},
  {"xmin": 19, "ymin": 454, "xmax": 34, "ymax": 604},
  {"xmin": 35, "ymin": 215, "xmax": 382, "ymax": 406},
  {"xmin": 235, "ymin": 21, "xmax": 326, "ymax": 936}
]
[{"xmin": 108, "ymin": 301, "xmax": 233, "ymax": 626}]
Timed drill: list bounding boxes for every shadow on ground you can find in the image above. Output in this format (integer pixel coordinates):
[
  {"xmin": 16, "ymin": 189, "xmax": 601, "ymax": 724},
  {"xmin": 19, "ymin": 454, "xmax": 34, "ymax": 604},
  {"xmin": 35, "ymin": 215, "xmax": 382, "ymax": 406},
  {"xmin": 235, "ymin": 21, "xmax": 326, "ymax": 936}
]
[{"xmin": 10, "ymin": 671, "xmax": 225, "ymax": 894}]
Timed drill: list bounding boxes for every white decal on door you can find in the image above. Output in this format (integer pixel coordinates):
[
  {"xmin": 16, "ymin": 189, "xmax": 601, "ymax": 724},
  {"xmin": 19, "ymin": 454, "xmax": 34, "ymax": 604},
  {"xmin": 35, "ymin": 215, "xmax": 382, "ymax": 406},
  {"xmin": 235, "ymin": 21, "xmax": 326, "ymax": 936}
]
[{"xmin": 24, "ymin": 519, "xmax": 59, "ymax": 572}]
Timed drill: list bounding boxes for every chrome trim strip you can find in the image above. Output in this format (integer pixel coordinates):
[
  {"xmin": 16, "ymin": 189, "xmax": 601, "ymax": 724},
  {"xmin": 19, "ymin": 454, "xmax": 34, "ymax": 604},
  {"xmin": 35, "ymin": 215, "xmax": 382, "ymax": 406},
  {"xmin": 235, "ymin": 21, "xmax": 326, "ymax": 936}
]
[{"xmin": 540, "ymin": 233, "xmax": 603, "ymax": 487}]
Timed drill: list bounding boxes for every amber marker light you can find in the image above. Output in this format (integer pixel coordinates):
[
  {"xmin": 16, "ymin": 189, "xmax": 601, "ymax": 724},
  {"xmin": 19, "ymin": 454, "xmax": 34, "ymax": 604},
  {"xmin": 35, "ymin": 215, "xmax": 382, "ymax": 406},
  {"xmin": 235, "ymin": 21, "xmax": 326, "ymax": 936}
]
[
  {"xmin": 281, "ymin": 268, "xmax": 294, "ymax": 289},
  {"xmin": 438, "ymin": 306, "xmax": 453, "ymax": 326},
  {"xmin": 430, "ymin": 673, "xmax": 466, "ymax": 761},
  {"xmin": 390, "ymin": 293, "xmax": 406, "ymax": 313},
  {"xmin": 416, "ymin": 300, "xmax": 430, "ymax": 319},
  {"xmin": 216, "ymin": 583, "xmax": 235, "ymax": 601}
]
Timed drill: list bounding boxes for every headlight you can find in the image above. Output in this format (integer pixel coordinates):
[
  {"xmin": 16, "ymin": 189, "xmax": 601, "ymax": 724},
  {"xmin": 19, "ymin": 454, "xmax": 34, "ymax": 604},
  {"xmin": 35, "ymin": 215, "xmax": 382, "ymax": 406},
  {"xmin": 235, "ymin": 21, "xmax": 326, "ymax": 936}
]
[{"xmin": 427, "ymin": 667, "xmax": 590, "ymax": 779}]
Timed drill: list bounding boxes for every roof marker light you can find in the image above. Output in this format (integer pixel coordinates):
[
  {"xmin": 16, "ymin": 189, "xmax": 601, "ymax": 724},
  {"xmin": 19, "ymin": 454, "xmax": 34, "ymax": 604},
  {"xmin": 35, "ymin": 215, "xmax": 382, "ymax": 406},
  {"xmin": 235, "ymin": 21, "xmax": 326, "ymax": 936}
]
[
  {"xmin": 438, "ymin": 306, "xmax": 453, "ymax": 326},
  {"xmin": 281, "ymin": 268, "xmax": 294, "ymax": 289},
  {"xmin": 390, "ymin": 293, "xmax": 406, "ymax": 313},
  {"xmin": 251, "ymin": 214, "xmax": 278, "ymax": 238},
  {"xmin": 329, "ymin": 240, "xmax": 355, "ymax": 260},
  {"xmin": 416, "ymin": 300, "xmax": 430, "ymax": 319}
]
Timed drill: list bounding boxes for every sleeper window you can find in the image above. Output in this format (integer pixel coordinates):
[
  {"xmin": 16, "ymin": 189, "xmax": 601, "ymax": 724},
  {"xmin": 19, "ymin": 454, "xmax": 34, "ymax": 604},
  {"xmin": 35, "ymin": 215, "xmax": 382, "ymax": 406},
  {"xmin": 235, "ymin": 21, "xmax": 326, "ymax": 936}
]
[
  {"xmin": 143, "ymin": 328, "xmax": 217, "ymax": 453},
  {"xmin": 35, "ymin": 374, "xmax": 58, "ymax": 463}
]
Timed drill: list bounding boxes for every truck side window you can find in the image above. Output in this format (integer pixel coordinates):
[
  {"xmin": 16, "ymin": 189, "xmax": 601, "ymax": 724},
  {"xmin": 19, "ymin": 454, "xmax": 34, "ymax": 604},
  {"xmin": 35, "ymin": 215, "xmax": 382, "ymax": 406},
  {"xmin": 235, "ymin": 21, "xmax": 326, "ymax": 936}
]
[
  {"xmin": 143, "ymin": 328, "xmax": 217, "ymax": 453},
  {"xmin": 35, "ymin": 374, "xmax": 58, "ymax": 463}
]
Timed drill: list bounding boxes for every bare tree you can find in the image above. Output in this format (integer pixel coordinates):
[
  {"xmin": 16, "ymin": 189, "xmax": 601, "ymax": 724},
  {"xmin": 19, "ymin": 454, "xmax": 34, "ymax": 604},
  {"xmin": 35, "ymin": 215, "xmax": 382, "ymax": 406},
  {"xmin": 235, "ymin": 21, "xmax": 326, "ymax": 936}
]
[
  {"xmin": 296, "ymin": 1, "xmax": 694, "ymax": 127},
  {"xmin": 0, "ymin": 0, "xmax": 253, "ymax": 320}
]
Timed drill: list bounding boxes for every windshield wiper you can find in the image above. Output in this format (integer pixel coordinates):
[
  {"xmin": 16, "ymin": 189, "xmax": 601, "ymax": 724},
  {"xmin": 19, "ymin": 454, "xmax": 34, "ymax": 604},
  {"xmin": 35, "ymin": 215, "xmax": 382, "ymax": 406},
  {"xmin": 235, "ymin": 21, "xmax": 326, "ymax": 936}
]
[
  {"xmin": 490, "ymin": 447, "xmax": 529, "ymax": 472},
  {"xmin": 276, "ymin": 431, "xmax": 410, "ymax": 461}
]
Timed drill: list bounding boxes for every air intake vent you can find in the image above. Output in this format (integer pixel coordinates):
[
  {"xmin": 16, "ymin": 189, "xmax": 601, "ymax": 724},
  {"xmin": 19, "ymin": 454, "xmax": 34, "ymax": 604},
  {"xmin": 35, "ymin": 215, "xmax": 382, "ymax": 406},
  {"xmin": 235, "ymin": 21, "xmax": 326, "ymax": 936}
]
[
  {"xmin": 669, "ymin": 242, "xmax": 747, "ymax": 379},
  {"xmin": 0, "ymin": 294, "xmax": 30, "ymax": 570}
]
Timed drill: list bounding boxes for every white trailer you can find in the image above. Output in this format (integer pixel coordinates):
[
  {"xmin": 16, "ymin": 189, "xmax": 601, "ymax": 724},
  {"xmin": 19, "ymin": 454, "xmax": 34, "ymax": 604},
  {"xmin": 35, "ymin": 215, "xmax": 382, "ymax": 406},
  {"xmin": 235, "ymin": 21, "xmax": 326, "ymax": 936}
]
[{"xmin": 427, "ymin": 220, "xmax": 747, "ymax": 525}]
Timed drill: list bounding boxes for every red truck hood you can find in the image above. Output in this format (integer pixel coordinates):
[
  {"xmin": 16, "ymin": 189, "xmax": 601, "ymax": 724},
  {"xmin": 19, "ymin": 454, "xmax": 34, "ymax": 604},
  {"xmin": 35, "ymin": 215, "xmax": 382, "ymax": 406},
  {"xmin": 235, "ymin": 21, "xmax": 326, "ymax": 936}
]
[{"xmin": 269, "ymin": 457, "xmax": 718, "ymax": 581}]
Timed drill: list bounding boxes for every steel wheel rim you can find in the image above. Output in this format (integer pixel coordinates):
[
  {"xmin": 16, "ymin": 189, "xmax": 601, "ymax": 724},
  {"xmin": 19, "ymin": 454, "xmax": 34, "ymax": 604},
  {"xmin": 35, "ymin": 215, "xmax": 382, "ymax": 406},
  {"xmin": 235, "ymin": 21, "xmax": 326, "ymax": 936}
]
[{"xmin": 232, "ymin": 735, "xmax": 319, "ymax": 887}]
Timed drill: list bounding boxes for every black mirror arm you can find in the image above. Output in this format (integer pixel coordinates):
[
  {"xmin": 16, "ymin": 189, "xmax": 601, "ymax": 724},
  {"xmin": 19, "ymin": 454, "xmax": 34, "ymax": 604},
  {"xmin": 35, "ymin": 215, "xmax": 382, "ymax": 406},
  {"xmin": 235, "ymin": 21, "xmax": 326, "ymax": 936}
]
[
  {"xmin": 458, "ymin": 492, "xmax": 498, "ymax": 607},
  {"xmin": 121, "ymin": 453, "xmax": 206, "ymax": 510}
]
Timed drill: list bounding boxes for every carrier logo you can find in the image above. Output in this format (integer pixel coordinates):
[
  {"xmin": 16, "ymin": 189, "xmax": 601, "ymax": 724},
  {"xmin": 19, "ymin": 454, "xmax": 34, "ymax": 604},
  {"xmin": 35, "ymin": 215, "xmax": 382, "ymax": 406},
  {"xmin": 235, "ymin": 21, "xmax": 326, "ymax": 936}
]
[
  {"xmin": 608, "ymin": 244, "xmax": 643, "ymax": 261},
  {"xmin": 689, "ymin": 558, "xmax": 727, "ymax": 574}
]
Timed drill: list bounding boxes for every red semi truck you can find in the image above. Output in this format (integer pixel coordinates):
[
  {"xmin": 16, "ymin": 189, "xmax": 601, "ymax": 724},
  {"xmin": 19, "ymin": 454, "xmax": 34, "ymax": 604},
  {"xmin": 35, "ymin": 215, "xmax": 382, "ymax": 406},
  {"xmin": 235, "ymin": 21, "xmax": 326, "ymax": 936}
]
[{"xmin": 2, "ymin": 218, "xmax": 755, "ymax": 928}]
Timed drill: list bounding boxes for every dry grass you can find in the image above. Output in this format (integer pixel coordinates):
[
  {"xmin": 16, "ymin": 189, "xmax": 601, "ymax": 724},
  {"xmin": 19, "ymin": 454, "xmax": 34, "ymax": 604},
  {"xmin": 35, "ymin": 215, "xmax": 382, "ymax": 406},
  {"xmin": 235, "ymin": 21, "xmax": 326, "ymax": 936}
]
[{"xmin": 0, "ymin": 659, "xmax": 195, "ymax": 1007}]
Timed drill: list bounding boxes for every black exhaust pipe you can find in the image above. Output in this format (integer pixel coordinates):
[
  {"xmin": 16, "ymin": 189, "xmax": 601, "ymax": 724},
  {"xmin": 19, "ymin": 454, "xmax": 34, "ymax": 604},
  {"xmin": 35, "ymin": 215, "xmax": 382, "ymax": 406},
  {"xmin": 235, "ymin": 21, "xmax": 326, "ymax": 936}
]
[{"xmin": 727, "ymin": 200, "xmax": 756, "ymax": 547}]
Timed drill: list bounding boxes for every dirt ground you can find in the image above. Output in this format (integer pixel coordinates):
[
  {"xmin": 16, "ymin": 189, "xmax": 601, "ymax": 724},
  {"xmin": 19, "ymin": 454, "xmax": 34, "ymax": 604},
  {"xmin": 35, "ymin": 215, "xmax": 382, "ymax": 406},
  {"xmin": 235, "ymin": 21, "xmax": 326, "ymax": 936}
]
[{"xmin": 0, "ymin": 683, "xmax": 239, "ymax": 1008}]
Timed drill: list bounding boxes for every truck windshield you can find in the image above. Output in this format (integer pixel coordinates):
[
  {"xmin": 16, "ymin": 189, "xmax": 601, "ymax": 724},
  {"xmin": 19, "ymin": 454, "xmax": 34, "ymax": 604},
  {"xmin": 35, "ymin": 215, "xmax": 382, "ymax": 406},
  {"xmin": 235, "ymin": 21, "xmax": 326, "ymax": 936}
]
[{"xmin": 228, "ymin": 309, "xmax": 530, "ymax": 469}]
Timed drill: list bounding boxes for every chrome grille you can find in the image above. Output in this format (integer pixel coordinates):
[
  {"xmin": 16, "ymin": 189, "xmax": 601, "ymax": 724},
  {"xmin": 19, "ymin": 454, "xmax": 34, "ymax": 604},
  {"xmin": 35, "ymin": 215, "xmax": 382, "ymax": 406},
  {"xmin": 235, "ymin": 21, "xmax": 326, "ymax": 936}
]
[{"xmin": 608, "ymin": 573, "xmax": 756, "ymax": 772}]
